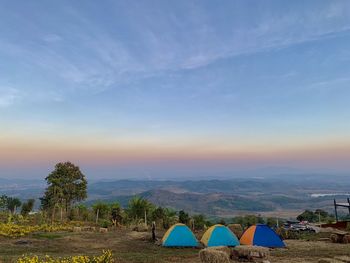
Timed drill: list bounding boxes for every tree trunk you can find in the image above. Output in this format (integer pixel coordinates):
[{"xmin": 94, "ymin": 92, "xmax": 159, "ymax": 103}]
[
  {"xmin": 51, "ymin": 206, "xmax": 56, "ymax": 224},
  {"xmin": 60, "ymin": 206, "xmax": 63, "ymax": 222}
]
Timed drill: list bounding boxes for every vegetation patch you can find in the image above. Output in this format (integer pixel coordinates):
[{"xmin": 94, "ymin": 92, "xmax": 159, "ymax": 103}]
[{"xmin": 17, "ymin": 250, "xmax": 114, "ymax": 263}]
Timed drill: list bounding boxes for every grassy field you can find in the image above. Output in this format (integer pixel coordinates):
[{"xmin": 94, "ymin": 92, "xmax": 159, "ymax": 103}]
[{"xmin": 0, "ymin": 229, "xmax": 350, "ymax": 263}]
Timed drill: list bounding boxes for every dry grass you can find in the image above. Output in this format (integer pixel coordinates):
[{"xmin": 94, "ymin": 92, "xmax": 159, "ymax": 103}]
[
  {"xmin": 0, "ymin": 230, "xmax": 350, "ymax": 263},
  {"xmin": 199, "ymin": 248, "xmax": 230, "ymax": 263}
]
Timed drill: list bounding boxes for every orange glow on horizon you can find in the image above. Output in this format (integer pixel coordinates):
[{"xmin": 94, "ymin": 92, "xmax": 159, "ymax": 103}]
[{"xmin": 1, "ymin": 133, "xmax": 350, "ymax": 169}]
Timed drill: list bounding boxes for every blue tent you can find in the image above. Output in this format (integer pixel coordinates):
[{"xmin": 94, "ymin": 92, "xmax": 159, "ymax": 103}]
[
  {"xmin": 201, "ymin": 224, "xmax": 240, "ymax": 247},
  {"xmin": 240, "ymin": 224, "xmax": 285, "ymax": 248},
  {"xmin": 162, "ymin": 223, "xmax": 199, "ymax": 247}
]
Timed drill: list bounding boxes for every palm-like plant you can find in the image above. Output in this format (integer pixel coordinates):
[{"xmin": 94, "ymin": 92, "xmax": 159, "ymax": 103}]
[{"xmin": 127, "ymin": 197, "xmax": 153, "ymax": 224}]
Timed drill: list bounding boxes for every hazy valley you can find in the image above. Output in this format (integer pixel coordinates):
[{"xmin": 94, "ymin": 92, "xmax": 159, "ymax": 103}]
[{"xmin": 2, "ymin": 175, "xmax": 350, "ymax": 219}]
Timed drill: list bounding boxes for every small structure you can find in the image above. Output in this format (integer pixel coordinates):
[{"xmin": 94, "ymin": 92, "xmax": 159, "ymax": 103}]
[
  {"xmin": 334, "ymin": 198, "xmax": 350, "ymax": 222},
  {"xmin": 162, "ymin": 223, "xmax": 199, "ymax": 247},
  {"xmin": 201, "ymin": 224, "xmax": 240, "ymax": 247},
  {"xmin": 240, "ymin": 224, "xmax": 285, "ymax": 248}
]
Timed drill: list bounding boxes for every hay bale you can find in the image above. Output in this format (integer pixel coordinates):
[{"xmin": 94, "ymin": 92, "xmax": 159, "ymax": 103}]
[
  {"xmin": 99, "ymin": 227, "xmax": 108, "ymax": 233},
  {"xmin": 334, "ymin": 256, "xmax": 350, "ymax": 262},
  {"xmin": 319, "ymin": 259, "xmax": 334, "ymax": 263},
  {"xmin": 228, "ymin": 224, "xmax": 243, "ymax": 238},
  {"xmin": 318, "ymin": 259, "xmax": 344, "ymax": 263},
  {"xmin": 330, "ymin": 234, "xmax": 343, "ymax": 243},
  {"xmin": 342, "ymin": 235, "xmax": 350, "ymax": 244},
  {"xmin": 199, "ymin": 248, "xmax": 230, "ymax": 263},
  {"xmin": 232, "ymin": 245, "xmax": 269, "ymax": 261},
  {"xmin": 207, "ymin": 246, "xmax": 232, "ymax": 258},
  {"xmin": 73, "ymin": 226, "xmax": 82, "ymax": 232},
  {"xmin": 82, "ymin": 226, "xmax": 96, "ymax": 232}
]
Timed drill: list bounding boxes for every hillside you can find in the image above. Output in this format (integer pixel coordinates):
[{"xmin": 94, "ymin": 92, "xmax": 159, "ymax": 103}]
[{"xmin": 1, "ymin": 177, "xmax": 350, "ymax": 217}]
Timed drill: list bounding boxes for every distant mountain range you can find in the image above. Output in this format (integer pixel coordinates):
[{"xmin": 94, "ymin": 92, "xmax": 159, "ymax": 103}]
[{"xmin": 1, "ymin": 176, "xmax": 350, "ymax": 218}]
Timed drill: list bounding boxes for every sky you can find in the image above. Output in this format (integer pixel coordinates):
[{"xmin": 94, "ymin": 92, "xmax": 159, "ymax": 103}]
[{"xmin": 1, "ymin": 0, "xmax": 350, "ymax": 179}]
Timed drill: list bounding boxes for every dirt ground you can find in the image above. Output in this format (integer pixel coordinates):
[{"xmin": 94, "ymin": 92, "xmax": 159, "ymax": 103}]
[{"xmin": 0, "ymin": 230, "xmax": 349, "ymax": 263}]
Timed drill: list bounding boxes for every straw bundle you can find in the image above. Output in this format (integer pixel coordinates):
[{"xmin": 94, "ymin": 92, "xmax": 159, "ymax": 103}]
[
  {"xmin": 73, "ymin": 226, "xmax": 82, "ymax": 232},
  {"xmin": 99, "ymin": 227, "xmax": 108, "ymax": 233},
  {"xmin": 232, "ymin": 245, "xmax": 269, "ymax": 261},
  {"xmin": 199, "ymin": 248, "xmax": 230, "ymax": 263}
]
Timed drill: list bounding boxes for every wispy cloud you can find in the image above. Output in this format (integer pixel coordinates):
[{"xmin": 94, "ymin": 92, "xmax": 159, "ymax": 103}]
[
  {"xmin": 0, "ymin": 1, "xmax": 350, "ymax": 100},
  {"xmin": 42, "ymin": 34, "xmax": 62, "ymax": 43},
  {"xmin": 0, "ymin": 87, "xmax": 21, "ymax": 108}
]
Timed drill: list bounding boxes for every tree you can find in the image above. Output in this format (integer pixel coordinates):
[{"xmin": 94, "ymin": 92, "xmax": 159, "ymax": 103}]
[
  {"xmin": 110, "ymin": 202, "xmax": 123, "ymax": 227},
  {"xmin": 192, "ymin": 214, "xmax": 207, "ymax": 230},
  {"xmin": 75, "ymin": 204, "xmax": 89, "ymax": 221},
  {"xmin": 218, "ymin": 219, "xmax": 226, "ymax": 225},
  {"xmin": 297, "ymin": 210, "xmax": 317, "ymax": 222},
  {"xmin": 21, "ymin": 199, "xmax": 35, "ymax": 217},
  {"xmin": 315, "ymin": 209, "xmax": 329, "ymax": 218},
  {"xmin": 266, "ymin": 217, "xmax": 278, "ymax": 227},
  {"xmin": 127, "ymin": 197, "xmax": 153, "ymax": 224},
  {"xmin": 92, "ymin": 202, "xmax": 110, "ymax": 223},
  {"xmin": 41, "ymin": 162, "xmax": 87, "ymax": 221},
  {"xmin": 6, "ymin": 197, "xmax": 22, "ymax": 214},
  {"xmin": 178, "ymin": 210, "xmax": 190, "ymax": 225},
  {"xmin": 151, "ymin": 206, "xmax": 165, "ymax": 222},
  {"xmin": 162, "ymin": 208, "xmax": 177, "ymax": 229},
  {"xmin": 232, "ymin": 215, "xmax": 264, "ymax": 227},
  {"xmin": 0, "ymin": 195, "xmax": 8, "ymax": 211}
]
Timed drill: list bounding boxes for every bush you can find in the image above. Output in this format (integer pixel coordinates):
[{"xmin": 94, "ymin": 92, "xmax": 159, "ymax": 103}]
[{"xmin": 99, "ymin": 219, "xmax": 112, "ymax": 228}]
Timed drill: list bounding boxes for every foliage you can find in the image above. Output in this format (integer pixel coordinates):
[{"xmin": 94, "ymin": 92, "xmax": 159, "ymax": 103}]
[
  {"xmin": 151, "ymin": 207, "xmax": 165, "ymax": 223},
  {"xmin": 0, "ymin": 222, "xmax": 73, "ymax": 238},
  {"xmin": 16, "ymin": 250, "xmax": 114, "ymax": 263},
  {"xmin": 21, "ymin": 199, "xmax": 35, "ymax": 217},
  {"xmin": 296, "ymin": 209, "xmax": 334, "ymax": 223},
  {"xmin": 99, "ymin": 219, "xmax": 112, "ymax": 228},
  {"xmin": 92, "ymin": 202, "xmax": 110, "ymax": 220},
  {"xmin": 127, "ymin": 197, "xmax": 153, "ymax": 222},
  {"xmin": 41, "ymin": 162, "xmax": 87, "ymax": 217},
  {"xmin": 0, "ymin": 195, "xmax": 8, "ymax": 211},
  {"xmin": 162, "ymin": 208, "xmax": 177, "ymax": 229},
  {"xmin": 232, "ymin": 215, "xmax": 264, "ymax": 227},
  {"xmin": 110, "ymin": 203, "xmax": 123, "ymax": 227},
  {"xmin": 192, "ymin": 214, "xmax": 208, "ymax": 230},
  {"xmin": 6, "ymin": 197, "xmax": 22, "ymax": 214},
  {"xmin": 266, "ymin": 217, "xmax": 278, "ymax": 227},
  {"xmin": 178, "ymin": 210, "xmax": 190, "ymax": 225},
  {"xmin": 217, "ymin": 219, "xmax": 226, "ymax": 225}
]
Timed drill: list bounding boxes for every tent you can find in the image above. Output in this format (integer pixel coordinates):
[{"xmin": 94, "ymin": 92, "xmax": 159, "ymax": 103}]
[
  {"xmin": 201, "ymin": 224, "xmax": 240, "ymax": 247},
  {"xmin": 240, "ymin": 224, "xmax": 285, "ymax": 248},
  {"xmin": 162, "ymin": 223, "xmax": 199, "ymax": 247}
]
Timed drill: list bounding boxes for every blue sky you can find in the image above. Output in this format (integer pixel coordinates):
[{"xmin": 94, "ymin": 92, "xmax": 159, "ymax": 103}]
[{"xmin": 1, "ymin": 0, "xmax": 350, "ymax": 179}]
